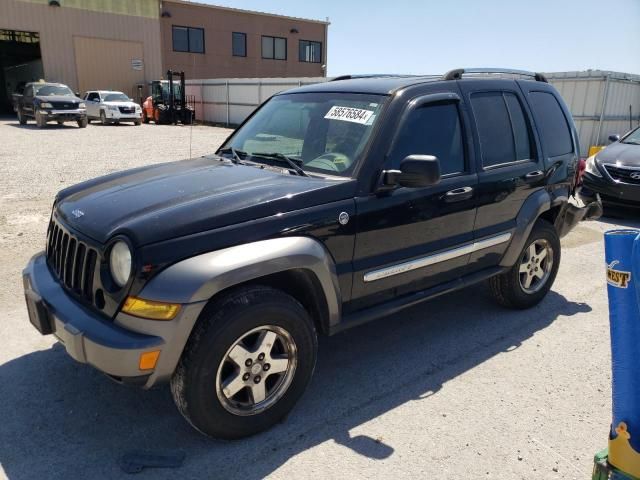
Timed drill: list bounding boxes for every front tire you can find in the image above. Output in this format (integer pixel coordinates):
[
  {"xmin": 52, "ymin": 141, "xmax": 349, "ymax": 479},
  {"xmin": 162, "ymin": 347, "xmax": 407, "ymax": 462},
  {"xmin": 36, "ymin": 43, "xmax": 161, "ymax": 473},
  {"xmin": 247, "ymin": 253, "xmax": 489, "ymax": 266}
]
[
  {"xmin": 35, "ymin": 111, "xmax": 46, "ymax": 128},
  {"xmin": 100, "ymin": 110, "xmax": 108, "ymax": 125},
  {"xmin": 489, "ymin": 219, "xmax": 560, "ymax": 309},
  {"xmin": 77, "ymin": 117, "xmax": 88, "ymax": 128},
  {"xmin": 171, "ymin": 286, "xmax": 317, "ymax": 439}
]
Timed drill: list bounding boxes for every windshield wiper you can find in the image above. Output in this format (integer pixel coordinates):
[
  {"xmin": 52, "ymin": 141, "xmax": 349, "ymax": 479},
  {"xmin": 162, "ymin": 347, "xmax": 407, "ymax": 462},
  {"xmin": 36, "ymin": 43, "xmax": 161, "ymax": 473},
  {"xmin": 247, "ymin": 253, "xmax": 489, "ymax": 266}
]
[
  {"xmin": 622, "ymin": 140, "xmax": 640, "ymax": 145},
  {"xmin": 250, "ymin": 152, "xmax": 308, "ymax": 177},
  {"xmin": 217, "ymin": 147, "xmax": 246, "ymax": 164}
]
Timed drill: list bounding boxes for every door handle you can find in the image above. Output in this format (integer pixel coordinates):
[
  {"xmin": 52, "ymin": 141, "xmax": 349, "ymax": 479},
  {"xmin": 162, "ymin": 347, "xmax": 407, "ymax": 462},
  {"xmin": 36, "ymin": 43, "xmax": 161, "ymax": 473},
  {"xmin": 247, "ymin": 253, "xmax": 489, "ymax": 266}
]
[
  {"xmin": 444, "ymin": 186, "xmax": 474, "ymax": 202},
  {"xmin": 524, "ymin": 170, "xmax": 545, "ymax": 182}
]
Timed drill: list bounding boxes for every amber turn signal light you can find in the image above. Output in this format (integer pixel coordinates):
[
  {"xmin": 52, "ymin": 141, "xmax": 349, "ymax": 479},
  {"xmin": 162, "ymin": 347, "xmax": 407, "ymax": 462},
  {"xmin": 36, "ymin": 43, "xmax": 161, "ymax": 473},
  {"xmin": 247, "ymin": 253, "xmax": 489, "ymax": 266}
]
[
  {"xmin": 139, "ymin": 350, "xmax": 160, "ymax": 370},
  {"xmin": 122, "ymin": 296, "xmax": 180, "ymax": 320}
]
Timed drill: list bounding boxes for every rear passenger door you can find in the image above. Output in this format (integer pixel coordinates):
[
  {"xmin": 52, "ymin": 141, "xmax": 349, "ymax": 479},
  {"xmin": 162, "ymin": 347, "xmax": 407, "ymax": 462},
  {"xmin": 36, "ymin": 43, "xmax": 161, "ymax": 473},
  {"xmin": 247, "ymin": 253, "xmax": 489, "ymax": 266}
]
[{"xmin": 458, "ymin": 80, "xmax": 545, "ymax": 272}]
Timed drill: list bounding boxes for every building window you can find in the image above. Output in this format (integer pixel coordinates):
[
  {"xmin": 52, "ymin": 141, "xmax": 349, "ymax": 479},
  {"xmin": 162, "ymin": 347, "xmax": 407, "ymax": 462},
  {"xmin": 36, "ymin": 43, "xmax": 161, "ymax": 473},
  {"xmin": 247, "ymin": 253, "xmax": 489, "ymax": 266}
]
[
  {"xmin": 299, "ymin": 40, "xmax": 322, "ymax": 63},
  {"xmin": 172, "ymin": 25, "xmax": 205, "ymax": 54},
  {"xmin": 232, "ymin": 32, "xmax": 246, "ymax": 57},
  {"xmin": 262, "ymin": 36, "xmax": 286, "ymax": 60}
]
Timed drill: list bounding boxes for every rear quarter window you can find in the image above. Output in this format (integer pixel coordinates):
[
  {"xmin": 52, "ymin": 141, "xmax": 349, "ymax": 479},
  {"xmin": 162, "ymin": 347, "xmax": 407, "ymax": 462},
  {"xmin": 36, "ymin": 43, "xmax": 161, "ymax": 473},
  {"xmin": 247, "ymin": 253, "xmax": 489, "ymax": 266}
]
[{"xmin": 528, "ymin": 91, "xmax": 573, "ymax": 157}]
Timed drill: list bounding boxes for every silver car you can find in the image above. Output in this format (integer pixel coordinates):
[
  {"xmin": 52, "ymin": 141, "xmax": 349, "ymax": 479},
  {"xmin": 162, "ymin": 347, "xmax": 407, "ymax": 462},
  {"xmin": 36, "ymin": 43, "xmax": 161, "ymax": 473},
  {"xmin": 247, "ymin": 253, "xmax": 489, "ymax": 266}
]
[{"xmin": 83, "ymin": 90, "xmax": 142, "ymax": 125}]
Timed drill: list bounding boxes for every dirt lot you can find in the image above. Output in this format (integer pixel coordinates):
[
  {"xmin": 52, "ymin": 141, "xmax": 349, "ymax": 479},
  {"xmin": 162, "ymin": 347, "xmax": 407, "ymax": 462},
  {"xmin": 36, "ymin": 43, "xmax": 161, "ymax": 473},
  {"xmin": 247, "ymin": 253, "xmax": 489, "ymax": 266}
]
[{"xmin": 0, "ymin": 117, "xmax": 638, "ymax": 479}]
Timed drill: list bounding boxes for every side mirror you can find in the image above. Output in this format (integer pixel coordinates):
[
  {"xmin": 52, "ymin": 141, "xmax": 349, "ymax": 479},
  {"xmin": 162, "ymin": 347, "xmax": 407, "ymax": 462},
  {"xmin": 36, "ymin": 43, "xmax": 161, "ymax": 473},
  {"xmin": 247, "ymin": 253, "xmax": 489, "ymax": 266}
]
[
  {"xmin": 608, "ymin": 134, "xmax": 620, "ymax": 143},
  {"xmin": 75, "ymin": 91, "xmax": 80, "ymax": 97},
  {"xmin": 383, "ymin": 155, "xmax": 441, "ymax": 189}
]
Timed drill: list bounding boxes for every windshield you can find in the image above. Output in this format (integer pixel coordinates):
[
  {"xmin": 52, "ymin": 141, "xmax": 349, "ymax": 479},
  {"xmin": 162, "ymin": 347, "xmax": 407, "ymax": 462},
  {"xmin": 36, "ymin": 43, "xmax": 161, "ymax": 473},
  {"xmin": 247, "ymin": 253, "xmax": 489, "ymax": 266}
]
[
  {"xmin": 221, "ymin": 92, "xmax": 386, "ymax": 176},
  {"xmin": 162, "ymin": 82, "xmax": 182, "ymax": 98},
  {"xmin": 621, "ymin": 127, "xmax": 640, "ymax": 145},
  {"xmin": 35, "ymin": 85, "xmax": 74, "ymax": 96},
  {"xmin": 104, "ymin": 93, "xmax": 130, "ymax": 102}
]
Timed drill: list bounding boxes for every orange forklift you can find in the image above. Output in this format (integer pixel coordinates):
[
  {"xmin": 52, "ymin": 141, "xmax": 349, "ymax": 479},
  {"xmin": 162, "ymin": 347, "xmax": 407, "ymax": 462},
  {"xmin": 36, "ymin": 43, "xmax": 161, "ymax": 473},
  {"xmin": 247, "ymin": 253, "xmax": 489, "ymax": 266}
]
[{"xmin": 141, "ymin": 70, "xmax": 194, "ymax": 125}]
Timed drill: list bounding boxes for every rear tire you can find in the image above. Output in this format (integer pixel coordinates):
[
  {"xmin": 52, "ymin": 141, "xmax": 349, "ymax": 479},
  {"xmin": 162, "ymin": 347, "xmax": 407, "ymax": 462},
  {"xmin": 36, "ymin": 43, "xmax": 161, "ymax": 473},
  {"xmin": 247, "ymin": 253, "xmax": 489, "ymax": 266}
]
[
  {"xmin": 17, "ymin": 108, "xmax": 27, "ymax": 125},
  {"xmin": 171, "ymin": 286, "xmax": 317, "ymax": 439},
  {"xmin": 489, "ymin": 219, "xmax": 560, "ymax": 309}
]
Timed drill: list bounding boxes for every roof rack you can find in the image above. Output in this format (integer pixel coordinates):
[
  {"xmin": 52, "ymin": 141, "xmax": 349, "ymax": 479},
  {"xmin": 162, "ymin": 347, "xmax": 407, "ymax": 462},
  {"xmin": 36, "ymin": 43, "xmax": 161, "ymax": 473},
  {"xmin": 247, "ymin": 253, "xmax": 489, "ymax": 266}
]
[
  {"xmin": 442, "ymin": 68, "xmax": 548, "ymax": 83},
  {"xmin": 330, "ymin": 74, "xmax": 425, "ymax": 82}
]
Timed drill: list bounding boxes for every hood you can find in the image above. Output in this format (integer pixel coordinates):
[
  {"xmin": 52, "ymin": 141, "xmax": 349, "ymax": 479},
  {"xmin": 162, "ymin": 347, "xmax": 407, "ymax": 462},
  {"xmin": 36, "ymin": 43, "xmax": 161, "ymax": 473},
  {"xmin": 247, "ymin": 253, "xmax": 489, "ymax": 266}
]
[
  {"xmin": 35, "ymin": 95, "xmax": 83, "ymax": 104},
  {"xmin": 596, "ymin": 142, "xmax": 640, "ymax": 167},
  {"xmin": 55, "ymin": 157, "xmax": 356, "ymax": 246},
  {"xmin": 103, "ymin": 101, "xmax": 138, "ymax": 108}
]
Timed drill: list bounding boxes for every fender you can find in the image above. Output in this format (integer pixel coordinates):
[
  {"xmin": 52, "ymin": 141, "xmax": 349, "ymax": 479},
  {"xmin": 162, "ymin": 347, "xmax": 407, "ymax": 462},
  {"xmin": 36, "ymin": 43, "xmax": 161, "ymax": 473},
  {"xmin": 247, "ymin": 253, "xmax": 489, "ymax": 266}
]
[
  {"xmin": 139, "ymin": 236, "xmax": 342, "ymax": 327},
  {"xmin": 499, "ymin": 189, "xmax": 551, "ymax": 267}
]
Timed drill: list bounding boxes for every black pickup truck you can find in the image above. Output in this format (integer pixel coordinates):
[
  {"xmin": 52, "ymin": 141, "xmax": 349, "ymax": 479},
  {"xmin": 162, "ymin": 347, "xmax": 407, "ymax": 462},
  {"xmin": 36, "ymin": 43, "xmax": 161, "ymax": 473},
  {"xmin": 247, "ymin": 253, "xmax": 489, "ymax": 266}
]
[
  {"xmin": 23, "ymin": 68, "xmax": 601, "ymax": 439},
  {"xmin": 15, "ymin": 82, "xmax": 87, "ymax": 128}
]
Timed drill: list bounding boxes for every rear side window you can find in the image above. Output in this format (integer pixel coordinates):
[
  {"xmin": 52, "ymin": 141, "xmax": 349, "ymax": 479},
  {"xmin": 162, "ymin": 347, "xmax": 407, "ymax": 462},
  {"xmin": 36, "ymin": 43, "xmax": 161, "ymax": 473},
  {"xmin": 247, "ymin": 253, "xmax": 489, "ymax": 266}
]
[
  {"xmin": 471, "ymin": 92, "xmax": 533, "ymax": 168},
  {"xmin": 528, "ymin": 91, "xmax": 573, "ymax": 157},
  {"xmin": 391, "ymin": 102, "xmax": 465, "ymax": 176}
]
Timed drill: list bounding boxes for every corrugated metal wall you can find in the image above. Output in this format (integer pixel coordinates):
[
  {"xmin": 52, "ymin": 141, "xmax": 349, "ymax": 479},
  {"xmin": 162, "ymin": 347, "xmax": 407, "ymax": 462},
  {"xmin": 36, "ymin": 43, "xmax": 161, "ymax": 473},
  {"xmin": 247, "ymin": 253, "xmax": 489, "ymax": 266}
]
[
  {"xmin": 547, "ymin": 71, "xmax": 640, "ymax": 155},
  {"xmin": 185, "ymin": 77, "xmax": 328, "ymax": 125},
  {"xmin": 0, "ymin": 0, "xmax": 163, "ymax": 93}
]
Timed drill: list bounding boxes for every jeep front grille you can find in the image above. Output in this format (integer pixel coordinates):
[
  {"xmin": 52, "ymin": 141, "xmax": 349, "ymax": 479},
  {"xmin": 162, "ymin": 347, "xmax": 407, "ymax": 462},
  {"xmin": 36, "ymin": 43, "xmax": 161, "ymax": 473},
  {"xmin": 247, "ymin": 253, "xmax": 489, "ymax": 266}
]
[
  {"xmin": 46, "ymin": 218, "xmax": 97, "ymax": 302},
  {"xmin": 604, "ymin": 165, "xmax": 640, "ymax": 185}
]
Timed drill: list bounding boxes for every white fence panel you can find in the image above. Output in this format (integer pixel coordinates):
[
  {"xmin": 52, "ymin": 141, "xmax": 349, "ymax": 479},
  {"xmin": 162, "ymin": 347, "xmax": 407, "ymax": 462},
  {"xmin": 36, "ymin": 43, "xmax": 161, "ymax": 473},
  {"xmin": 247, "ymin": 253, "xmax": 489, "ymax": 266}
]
[{"xmin": 186, "ymin": 77, "xmax": 328, "ymax": 126}]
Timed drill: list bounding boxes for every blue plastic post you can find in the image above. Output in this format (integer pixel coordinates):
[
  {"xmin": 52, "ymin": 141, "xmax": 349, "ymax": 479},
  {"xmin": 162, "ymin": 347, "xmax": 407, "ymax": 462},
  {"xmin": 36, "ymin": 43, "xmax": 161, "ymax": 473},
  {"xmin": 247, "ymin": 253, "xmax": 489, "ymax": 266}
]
[{"xmin": 605, "ymin": 229, "xmax": 640, "ymax": 476}]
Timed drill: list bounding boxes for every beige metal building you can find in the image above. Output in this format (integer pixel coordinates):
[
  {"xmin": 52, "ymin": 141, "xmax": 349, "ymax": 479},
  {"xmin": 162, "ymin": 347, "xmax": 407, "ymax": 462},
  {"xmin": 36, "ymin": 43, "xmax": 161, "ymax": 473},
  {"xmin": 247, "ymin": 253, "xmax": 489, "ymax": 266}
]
[
  {"xmin": 159, "ymin": 0, "xmax": 328, "ymax": 79},
  {"xmin": 0, "ymin": 0, "xmax": 163, "ymax": 112},
  {"xmin": 0, "ymin": 0, "xmax": 329, "ymax": 113}
]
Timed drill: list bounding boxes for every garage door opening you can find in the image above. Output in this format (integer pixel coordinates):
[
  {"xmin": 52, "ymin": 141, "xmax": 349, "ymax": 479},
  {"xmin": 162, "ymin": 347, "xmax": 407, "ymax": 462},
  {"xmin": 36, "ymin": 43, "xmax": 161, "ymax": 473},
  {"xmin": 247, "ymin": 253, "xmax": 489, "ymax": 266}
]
[{"xmin": 0, "ymin": 29, "xmax": 43, "ymax": 114}]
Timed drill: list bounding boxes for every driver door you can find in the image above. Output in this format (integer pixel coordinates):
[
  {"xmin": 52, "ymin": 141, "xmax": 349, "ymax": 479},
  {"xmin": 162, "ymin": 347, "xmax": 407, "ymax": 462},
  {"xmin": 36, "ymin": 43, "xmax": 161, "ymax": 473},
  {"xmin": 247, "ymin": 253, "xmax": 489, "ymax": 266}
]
[{"xmin": 349, "ymin": 91, "xmax": 478, "ymax": 311}]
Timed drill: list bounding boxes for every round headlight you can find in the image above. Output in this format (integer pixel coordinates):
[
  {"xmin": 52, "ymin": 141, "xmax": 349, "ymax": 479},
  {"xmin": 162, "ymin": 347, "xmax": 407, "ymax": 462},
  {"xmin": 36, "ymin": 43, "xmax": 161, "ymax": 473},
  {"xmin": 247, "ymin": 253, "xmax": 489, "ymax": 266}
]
[
  {"xmin": 78, "ymin": 102, "xmax": 86, "ymax": 108},
  {"xmin": 109, "ymin": 241, "xmax": 131, "ymax": 287}
]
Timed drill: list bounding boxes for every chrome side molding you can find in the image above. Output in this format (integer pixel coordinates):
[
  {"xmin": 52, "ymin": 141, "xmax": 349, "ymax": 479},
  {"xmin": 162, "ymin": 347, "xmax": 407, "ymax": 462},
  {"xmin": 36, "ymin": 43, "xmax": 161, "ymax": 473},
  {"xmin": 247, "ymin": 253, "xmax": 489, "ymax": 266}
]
[{"xmin": 363, "ymin": 232, "xmax": 512, "ymax": 282}]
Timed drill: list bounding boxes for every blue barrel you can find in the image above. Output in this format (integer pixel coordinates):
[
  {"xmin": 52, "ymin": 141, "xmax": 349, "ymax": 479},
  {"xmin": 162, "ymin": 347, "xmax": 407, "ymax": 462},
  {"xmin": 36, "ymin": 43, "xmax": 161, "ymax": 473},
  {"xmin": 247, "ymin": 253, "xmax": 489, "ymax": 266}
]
[{"xmin": 605, "ymin": 229, "xmax": 640, "ymax": 457}]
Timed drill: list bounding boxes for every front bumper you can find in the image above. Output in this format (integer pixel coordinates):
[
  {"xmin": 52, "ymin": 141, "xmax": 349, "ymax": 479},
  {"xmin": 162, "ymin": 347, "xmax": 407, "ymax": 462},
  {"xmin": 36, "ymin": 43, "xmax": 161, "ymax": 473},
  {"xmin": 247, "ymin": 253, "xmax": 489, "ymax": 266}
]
[
  {"xmin": 40, "ymin": 109, "xmax": 86, "ymax": 121},
  {"xmin": 22, "ymin": 253, "xmax": 206, "ymax": 388},
  {"xmin": 583, "ymin": 173, "xmax": 640, "ymax": 208},
  {"xmin": 105, "ymin": 109, "xmax": 142, "ymax": 121}
]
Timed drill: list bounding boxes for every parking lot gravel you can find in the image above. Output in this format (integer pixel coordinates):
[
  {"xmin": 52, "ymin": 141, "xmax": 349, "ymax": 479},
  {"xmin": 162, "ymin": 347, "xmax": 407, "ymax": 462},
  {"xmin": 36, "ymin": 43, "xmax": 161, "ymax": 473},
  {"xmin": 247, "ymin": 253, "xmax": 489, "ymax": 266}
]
[{"xmin": 1, "ymin": 116, "xmax": 639, "ymax": 479}]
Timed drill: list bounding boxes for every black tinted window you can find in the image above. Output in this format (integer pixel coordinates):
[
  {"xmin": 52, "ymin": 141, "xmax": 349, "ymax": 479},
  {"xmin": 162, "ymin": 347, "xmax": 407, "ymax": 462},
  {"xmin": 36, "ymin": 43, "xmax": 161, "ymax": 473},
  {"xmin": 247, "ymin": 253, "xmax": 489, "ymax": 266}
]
[
  {"xmin": 232, "ymin": 32, "xmax": 246, "ymax": 57},
  {"xmin": 504, "ymin": 93, "xmax": 532, "ymax": 161},
  {"xmin": 392, "ymin": 103, "xmax": 465, "ymax": 175},
  {"xmin": 172, "ymin": 26, "xmax": 188, "ymax": 52},
  {"xmin": 173, "ymin": 26, "xmax": 204, "ymax": 53},
  {"xmin": 529, "ymin": 91, "xmax": 573, "ymax": 157},
  {"xmin": 471, "ymin": 92, "xmax": 515, "ymax": 167}
]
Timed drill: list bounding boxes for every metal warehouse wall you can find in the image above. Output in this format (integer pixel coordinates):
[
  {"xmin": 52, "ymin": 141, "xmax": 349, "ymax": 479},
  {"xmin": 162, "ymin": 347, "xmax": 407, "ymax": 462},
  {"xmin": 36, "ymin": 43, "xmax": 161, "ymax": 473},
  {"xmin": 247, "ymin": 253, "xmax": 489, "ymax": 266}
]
[
  {"xmin": 547, "ymin": 71, "xmax": 640, "ymax": 155},
  {"xmin": 0, "ymin": 0, "xmax": 163, "ymax": 95},
  {"xmin": 185, "ymin": 77, "xmax": 328, "ymax": 125}
]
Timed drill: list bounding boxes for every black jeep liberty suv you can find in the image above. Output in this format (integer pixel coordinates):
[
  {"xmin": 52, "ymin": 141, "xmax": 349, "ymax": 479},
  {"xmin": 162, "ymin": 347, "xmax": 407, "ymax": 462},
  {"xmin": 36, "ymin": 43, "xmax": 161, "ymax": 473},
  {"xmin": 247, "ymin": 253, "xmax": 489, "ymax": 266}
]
[{"xmin": 23, "ymin": 68, "xmax": 601, "ymax": 438}]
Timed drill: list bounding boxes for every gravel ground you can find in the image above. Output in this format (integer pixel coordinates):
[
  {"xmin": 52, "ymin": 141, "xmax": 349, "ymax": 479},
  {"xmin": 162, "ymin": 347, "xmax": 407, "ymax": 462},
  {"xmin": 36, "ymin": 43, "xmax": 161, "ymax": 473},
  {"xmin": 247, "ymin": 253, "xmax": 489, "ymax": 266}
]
[{"xmin": 1, "ymin": 116, "xmax": 639, "ymax": 480}]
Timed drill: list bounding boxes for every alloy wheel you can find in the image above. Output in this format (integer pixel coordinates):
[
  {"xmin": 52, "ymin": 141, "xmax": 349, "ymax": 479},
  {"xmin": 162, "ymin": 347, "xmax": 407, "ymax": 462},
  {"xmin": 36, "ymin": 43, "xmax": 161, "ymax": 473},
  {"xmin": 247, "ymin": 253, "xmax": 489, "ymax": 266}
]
[
  {"xmin": 215, "ymin": 325, "xmax": 297, "ymax": 416},
  {"xmin": 518, "ymin": 239, "xmax": 554, "ymax": 294}
]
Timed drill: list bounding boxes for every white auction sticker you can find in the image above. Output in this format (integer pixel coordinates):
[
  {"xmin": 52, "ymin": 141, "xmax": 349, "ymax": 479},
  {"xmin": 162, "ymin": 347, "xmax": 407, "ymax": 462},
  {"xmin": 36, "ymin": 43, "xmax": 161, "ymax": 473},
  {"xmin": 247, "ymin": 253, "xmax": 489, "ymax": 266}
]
[{"xmin": 324, "ymin": 106, "xmax": 375, "ymax": 125}]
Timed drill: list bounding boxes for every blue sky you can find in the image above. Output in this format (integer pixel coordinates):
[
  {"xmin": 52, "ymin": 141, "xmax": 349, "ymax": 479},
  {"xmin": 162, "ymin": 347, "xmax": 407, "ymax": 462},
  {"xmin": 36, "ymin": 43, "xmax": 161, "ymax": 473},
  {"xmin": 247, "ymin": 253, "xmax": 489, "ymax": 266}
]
[{"xmin": 198, "ymin": 0, "xmax": 640, "ymax": 76}]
